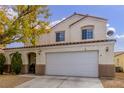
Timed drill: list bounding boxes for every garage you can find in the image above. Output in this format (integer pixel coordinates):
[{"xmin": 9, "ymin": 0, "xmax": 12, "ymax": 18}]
[{"xmin": 46, "ymin": 51, "xmax": 98, "ymax": 77}]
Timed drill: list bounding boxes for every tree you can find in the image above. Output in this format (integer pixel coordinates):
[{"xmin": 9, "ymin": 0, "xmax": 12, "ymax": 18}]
[
  {"xmin": 0, "ymin": 53, "xmax": 6, "ymax": 74},
  {"xmin": 10, "ymin": 52, "xmax": 22, "ymax": 74},
  {"xmin": 0, "ymin": 5, "xmax": 50, "ymax": 46}
]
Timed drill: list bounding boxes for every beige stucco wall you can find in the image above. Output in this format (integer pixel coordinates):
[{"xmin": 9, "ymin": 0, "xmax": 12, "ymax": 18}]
[
  {"xmin": 70, "ymin": 17, "xmax": 107, "ymax": 42},
  {"xmin": 4, "ymin": 49, "xmax": 38, "ymax": 65},
  {"xmin": 36, "ymin": 15, "xmax": 107, "ymax": 45},
  {"xmin": 4, "ymin": 41, "xmax": 115, "ymax": 66},
  {"xmin": 25, "ymin": 14, "xmax": 107, "ymax": 46}
]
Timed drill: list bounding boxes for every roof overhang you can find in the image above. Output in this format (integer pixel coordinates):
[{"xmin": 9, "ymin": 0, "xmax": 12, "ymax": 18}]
[{"xmin": 4, "ymin": 39, "xmax": 116, "ymax": 50}]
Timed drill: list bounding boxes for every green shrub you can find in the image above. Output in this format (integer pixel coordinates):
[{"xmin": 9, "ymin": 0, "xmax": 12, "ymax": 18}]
[
  {"xmin": 10, "ymin": 52, "xmax": 22, "ymax": 74},
  {"xmin": 0, "ymin": 53, "xmax": 6, "ymax": 74}
]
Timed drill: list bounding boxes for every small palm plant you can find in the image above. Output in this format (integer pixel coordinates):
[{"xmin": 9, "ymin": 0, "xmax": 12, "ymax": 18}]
[
  {"xmin": 10, "ymin": 52, "xmax": 22, "ymax": 75},
  {"xmin": 0, "ymin": 53, "xmax": 6, "ymax": 74}
]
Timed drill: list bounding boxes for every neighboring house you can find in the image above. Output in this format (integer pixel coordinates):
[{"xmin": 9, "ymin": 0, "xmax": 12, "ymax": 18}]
[
  {"xmin": 3, "ymin": 13, "xmax": 115, "ymax": 78},
  {"xmin": 115, "ymin": 52, "xmax": 124, "ymax": 72}
]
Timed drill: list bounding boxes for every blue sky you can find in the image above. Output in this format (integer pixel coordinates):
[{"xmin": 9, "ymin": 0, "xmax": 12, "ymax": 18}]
[{"xmin": 7, "ymin": 5, "xmax": 124, "ymax": 51}]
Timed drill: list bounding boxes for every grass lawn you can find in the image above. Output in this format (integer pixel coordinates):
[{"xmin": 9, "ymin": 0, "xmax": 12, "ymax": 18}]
[
  {"xmin": 101, "ymin": 73, "xmax": 124, "ymax": 88},
  {"xmin": 0, "ymin": 75, "xmax": 33, "ymax": 88}
]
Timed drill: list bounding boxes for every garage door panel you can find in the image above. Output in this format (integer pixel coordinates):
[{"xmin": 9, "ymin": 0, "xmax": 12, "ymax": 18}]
[{"xmin": 46, "ymin": 51, "xmax": 98, "ymax": 77}]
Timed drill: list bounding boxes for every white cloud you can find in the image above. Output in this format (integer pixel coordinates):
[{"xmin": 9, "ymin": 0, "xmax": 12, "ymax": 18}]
[
  {"xmin": 106, "ymin": 23, "xmax": 110, "ymax": 27},
  {"xmin": 50, "ymin": 18, "xmax": 66, "ymax": 27},
  {"xmin": 115, "ymin": 34, "xmax": 124, "ymax": 39}
]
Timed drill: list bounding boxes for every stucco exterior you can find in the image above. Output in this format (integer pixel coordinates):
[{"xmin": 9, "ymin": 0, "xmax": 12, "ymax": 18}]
[
  {"xmin": 3, "ymin": 40, "xmax": 115, "ymax": 77},
  {"xmin": 2, "ymin": 13, "xmax": 115, "ymax": 77},
  {"xmin": 4, "ymin": 41, "xmax": 114, "ymax": 65}
]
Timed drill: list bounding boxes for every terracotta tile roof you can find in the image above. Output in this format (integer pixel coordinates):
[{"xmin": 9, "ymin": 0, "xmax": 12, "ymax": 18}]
[
  {"xmin": 4, "ymin": 39, "xmax": 116, "ymax": 50},
  {"xmin": 115, "ymin": 51, "xmax": 124, "ymax": 57}
]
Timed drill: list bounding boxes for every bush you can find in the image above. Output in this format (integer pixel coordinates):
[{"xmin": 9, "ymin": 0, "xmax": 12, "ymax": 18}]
[
  {"xmin": 0, "ymin": 53, "xmax": 6, "ymax": 74},
  {"xmin": 10, "ymin": 52, "xmax": 22, "ymax": 74}
]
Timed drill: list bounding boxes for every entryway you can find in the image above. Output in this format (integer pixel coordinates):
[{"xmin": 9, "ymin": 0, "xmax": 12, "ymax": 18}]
[{"xmin": 28, "ymin": 52, "xmax": 36, "ymax": 74}]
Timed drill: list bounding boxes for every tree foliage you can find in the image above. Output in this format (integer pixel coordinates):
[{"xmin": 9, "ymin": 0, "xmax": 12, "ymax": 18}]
[
  {"xmin": 10, "ymin": 52, "xmax": 22, "ymax": 74},
  {"xmin": 0, "ymin": 53, "xmax": 6, "ymax": 74},
  {"xmin": 0, "ymin": 5, "xmax": 50, "ymax": 45}
]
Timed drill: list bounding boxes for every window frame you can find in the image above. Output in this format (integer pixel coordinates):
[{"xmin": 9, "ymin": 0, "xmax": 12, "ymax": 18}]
[
  {"xmin": 55, "ymin": 31, "xmax": 65, "ymax": 42},
  {"xmin": 81, "ymin": 25, "xmax": 94, "ymax": 40}
]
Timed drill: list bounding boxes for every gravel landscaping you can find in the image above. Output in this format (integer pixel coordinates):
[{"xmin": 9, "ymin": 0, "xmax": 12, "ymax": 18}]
[
  {"xmin": 101, "ymin": 73, "xmax": 124, "ymax": 88},
  {"xmin": 0, "ymin": 75, "xmax": 33, "ymax": 88}
]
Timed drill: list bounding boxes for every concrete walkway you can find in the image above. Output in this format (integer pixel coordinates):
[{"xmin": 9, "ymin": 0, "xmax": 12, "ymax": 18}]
[{"xmin": 16, "ymin": 75, "xmax": 103, "ymax": 88}]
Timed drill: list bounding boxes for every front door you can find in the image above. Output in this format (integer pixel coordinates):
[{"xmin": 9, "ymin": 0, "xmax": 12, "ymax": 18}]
[{"xmin": 28, "ymin": 53, "xmax": 36, "ymax": 74}]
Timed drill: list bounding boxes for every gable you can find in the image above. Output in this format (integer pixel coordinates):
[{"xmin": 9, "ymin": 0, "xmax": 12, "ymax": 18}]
[
  {"xmin": 69, "ymin": 16, "xmax": 107, "ymax": 29},
  {"xmin": 52, "ymin": 14, "xmax": 84, "ymax": 30},
  {"xmin": 52, "ymin": 13, "xmax": 107, "ymax": 30},
  {"xmin": 38, "ymin": 13, "xmax": 108, "ymax": 45}
]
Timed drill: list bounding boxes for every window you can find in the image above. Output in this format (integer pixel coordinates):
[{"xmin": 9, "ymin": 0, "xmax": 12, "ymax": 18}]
[
  {"xmin": 82, "ymin": 26, "xmax": 93, "ymax": 40},
  {"xmin": 56, "ymin": 31, "xmax": 65, "ymax": 42}
]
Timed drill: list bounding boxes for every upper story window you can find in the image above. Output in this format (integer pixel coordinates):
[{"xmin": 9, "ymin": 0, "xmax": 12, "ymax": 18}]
[
  {"xmin": 56, "ymin": 31, "xmax": 65, "ymax": 42},
  {"xmin": 82, "ymin": 26, "xmax": 94, "ymax": 40}
]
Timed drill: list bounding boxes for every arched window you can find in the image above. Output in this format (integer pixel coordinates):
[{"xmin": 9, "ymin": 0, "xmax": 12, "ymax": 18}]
[{"xmin": 81, "ymin": 25, "xmax": 94, "ymax": 40}]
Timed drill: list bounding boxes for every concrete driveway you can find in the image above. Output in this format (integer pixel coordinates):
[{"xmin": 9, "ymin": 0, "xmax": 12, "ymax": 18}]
[{"xmin": 16, "ymin": 75, "xmax": 103, "ymax": 88}]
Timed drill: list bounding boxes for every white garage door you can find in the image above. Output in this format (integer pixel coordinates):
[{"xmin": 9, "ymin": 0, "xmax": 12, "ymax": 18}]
[{"xmin": 46, "ymin": 51, "xmax": 98, "ymax": 77}]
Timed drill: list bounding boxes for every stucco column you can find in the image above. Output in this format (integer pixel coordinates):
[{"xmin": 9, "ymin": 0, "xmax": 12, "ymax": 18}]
[
  {"xmin": 4, "ymin": 53, "xmax": 11, "ymax": 73},
  {"xmin": 21, "ymin": 52, "xmax": 28, "ymax": 74},
  {"xmin": 35, "ymin": 51, "xmax": 45, "ymax": 75}
]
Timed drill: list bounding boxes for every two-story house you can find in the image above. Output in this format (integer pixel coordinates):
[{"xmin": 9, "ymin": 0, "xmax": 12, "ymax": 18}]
[{"xmin": 3, "ymin": 13, "xmax": 115, "ymax": 78}]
